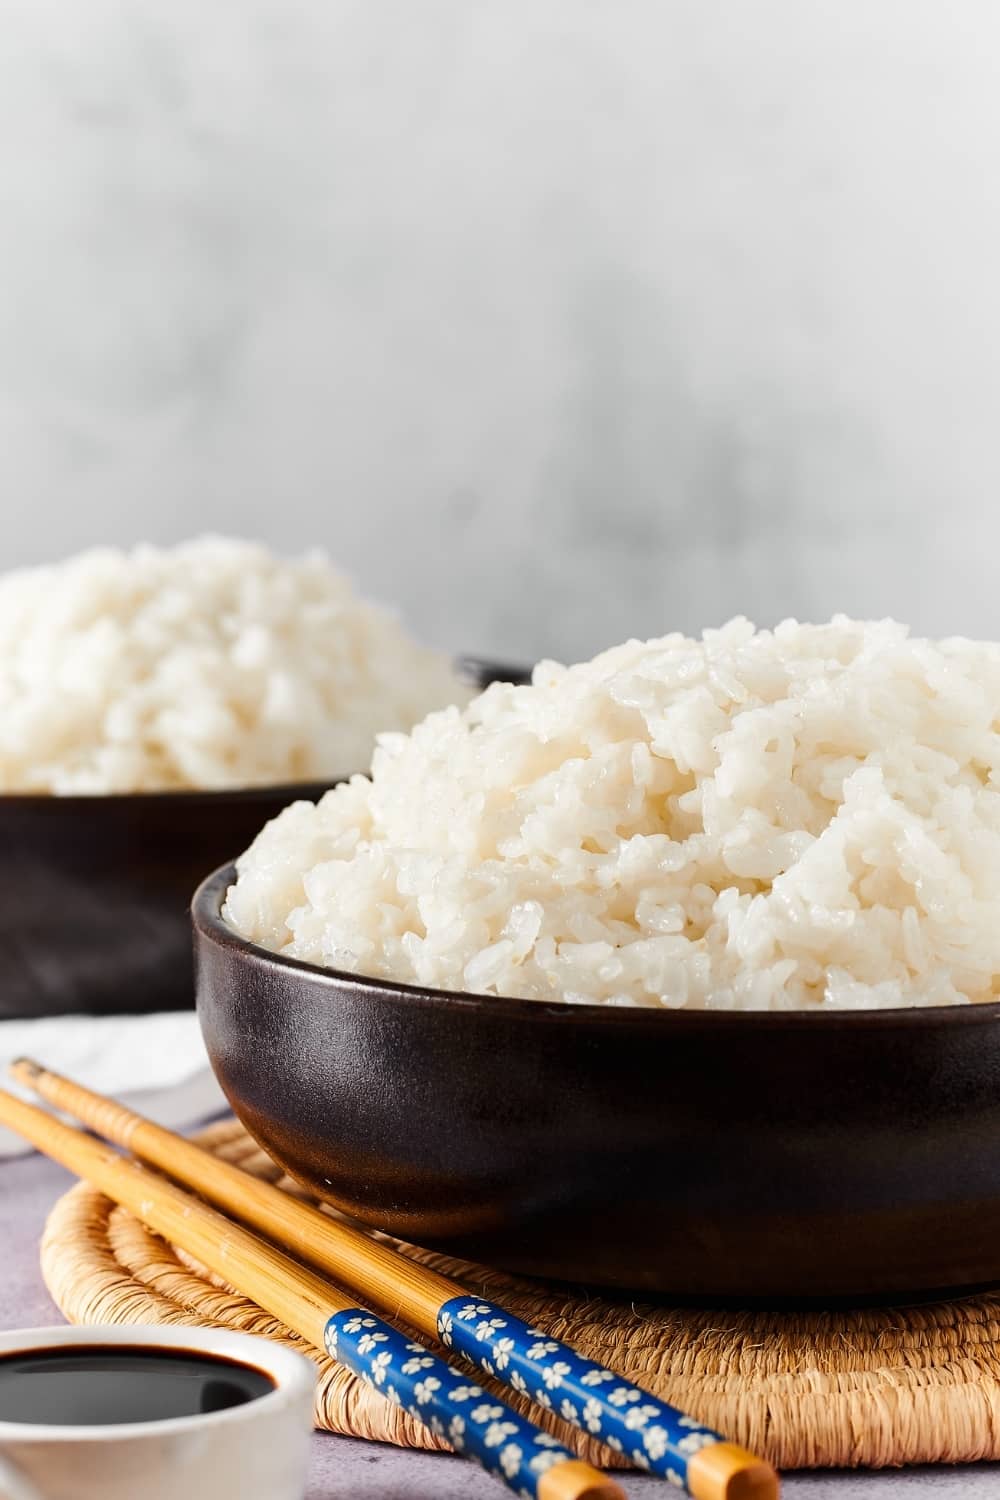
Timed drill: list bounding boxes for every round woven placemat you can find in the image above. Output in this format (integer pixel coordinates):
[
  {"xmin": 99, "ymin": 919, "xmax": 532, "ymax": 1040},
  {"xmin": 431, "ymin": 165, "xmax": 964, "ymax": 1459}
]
[{"xmin": 39, "ymin": 1117, "xmax": 1000, "ymax": 1471}]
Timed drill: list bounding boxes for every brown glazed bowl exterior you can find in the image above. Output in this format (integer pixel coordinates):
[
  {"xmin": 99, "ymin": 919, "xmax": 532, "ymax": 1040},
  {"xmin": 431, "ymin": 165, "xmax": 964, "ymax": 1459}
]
[
  {"xmin": 194, "ymin": 863, "xmax": 1000, "ymax": 1301},
  {"xmin": 2, "ymin": 657, "xmax": 529, "ymax": 1019}
]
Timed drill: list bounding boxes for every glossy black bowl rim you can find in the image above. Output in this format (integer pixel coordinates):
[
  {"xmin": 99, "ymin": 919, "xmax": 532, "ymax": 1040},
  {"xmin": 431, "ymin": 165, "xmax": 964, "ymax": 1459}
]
[
  {"xmin": 193, "ymin": 862, "xmax": 1000, "ymax": 1032},
  {"xmin": 0, "ymin": 781, "xmax": 338, "ymax": 808}
]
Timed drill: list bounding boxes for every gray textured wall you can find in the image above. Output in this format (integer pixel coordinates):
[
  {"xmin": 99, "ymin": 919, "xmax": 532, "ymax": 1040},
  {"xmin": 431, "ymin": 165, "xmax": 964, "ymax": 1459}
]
[{"xmin": 1, "ymin": 1, "xmax": 996, "ymax": 662}]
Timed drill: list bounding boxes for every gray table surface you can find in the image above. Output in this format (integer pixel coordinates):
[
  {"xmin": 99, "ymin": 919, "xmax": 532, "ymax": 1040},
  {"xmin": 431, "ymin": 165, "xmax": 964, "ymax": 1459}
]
[{"xmin": 2, "ymin": 1150, "xmax": 996, "ymax": 1498}]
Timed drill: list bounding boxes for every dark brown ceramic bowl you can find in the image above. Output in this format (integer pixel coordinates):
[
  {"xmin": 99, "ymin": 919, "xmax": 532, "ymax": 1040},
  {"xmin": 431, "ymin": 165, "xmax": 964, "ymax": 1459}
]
[
  {"xmin": 2, "ymin": 658, "xmax": 529, "ymax": 1019},
  {"xmin": 194, "ymin": 863, "xmax": 1000, "ymax": 1301}
]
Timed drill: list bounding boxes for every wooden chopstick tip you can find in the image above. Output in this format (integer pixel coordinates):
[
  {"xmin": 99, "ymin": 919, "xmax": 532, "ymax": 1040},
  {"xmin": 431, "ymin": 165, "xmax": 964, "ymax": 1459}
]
[
  {"xmin": 536, "ymin": 1460, "xmax": 625, "ymax": 1500},
  {"xmin": 9, "ymin": 1057, "xmax": 43, "ymax": 1085},
  {"xmin": 688, "ymin": 1443, "xmax": 780, "ymax": 1500}
]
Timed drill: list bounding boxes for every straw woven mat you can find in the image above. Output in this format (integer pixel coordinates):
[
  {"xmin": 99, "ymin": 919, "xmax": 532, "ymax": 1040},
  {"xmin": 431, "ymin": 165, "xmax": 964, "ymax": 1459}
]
[{"xmin": 39, "ymin": 1116, "xmax": 1000, "ymax": 1473}]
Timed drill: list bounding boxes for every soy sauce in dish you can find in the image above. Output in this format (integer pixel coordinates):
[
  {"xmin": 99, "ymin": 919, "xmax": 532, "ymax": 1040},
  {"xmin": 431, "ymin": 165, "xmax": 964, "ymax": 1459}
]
[{"xmin": 0, "ymin": 1345, "xmax": 274, "ymax": 1426}]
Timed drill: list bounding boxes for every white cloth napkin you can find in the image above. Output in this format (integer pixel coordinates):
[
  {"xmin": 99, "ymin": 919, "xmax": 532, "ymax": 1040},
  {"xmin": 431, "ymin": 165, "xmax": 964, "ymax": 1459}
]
[{"xmin": 0, "ymin": 1013, "xmax": 226, "ymax": 1159}]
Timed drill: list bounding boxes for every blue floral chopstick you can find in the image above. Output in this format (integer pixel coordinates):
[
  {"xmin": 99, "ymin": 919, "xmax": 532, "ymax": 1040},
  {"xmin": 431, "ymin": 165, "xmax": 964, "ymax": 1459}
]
[
  {"xmin": 325, "ymin": 1308, "xmax": 620, "ymax": 1500},
  {"xmin": 437, "ymin": 1297, "xmax": 752, "ymax": 1494}
]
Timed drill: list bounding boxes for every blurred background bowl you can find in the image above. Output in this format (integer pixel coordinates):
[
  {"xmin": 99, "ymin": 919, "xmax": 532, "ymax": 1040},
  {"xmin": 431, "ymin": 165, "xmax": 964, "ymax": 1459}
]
[
  {"xmin": 194, "ymin": 861, "xmax": 1000, "ymax": 1302},
  {"xmin": 1, "ymin": 657, "xmax": 530, "ymax": 1019}
]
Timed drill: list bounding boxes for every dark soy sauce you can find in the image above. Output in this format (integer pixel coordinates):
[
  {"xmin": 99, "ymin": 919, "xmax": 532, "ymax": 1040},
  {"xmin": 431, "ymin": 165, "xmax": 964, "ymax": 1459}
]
[{"xmin": 0, "ymin": 1345, "xmax": 274, "ymax": 1427}]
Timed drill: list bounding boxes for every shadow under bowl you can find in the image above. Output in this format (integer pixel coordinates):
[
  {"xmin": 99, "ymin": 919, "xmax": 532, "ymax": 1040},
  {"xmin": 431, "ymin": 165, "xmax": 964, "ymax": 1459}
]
[
  {"xmin": 2, "ymin": 657, "xmax": 529, "ymax": 1019},
  {"xmin": 193, "ymin": 864, "xmax": 1000, "ymax": 1301}
]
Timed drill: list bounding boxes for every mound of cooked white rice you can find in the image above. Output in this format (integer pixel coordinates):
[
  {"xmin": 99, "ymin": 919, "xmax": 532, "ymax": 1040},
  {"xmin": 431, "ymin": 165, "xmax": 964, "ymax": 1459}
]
[
  {"xmin": 0, "ymin": 538, "xmax": 469, "ymax": 793},
  {"xmin": 225, "ymin": 616, "xmax": 1000, "ymax": 1011}
]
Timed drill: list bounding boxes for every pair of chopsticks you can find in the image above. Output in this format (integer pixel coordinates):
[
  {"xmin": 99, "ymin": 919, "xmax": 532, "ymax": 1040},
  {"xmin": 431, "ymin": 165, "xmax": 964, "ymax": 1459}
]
[{"xmin": 1, "ymin": 1061, "xmax": 778, "ymax": 1500}]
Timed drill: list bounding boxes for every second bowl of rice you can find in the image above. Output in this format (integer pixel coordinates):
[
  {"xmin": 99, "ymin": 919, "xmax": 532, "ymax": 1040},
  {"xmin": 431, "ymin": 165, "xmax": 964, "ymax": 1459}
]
[{"xmin": 0, "ymin": 537, "xmax": 516, "ymax": 1017}]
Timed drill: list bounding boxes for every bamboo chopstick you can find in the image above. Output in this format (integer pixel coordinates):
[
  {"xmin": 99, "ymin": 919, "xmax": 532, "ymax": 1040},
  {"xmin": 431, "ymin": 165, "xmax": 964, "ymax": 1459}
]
[
  {"xmin": 0, "ymin": 1086, "xmax": 621, "ymax": 1500},
  {"xmin": 12, "ymin": 1059, "xmax": 778, "ymax": 1500}
]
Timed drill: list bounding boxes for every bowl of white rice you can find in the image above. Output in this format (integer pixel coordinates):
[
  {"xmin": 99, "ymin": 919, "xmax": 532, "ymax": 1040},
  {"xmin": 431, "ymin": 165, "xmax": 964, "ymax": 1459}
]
[
  {"xmin": 1, "ymin": 537, "xmax": 520, "ymax": 1018},
  {"xmin": 194, "ymin": 616, "xmax": 1000, "ymax": 1298}
]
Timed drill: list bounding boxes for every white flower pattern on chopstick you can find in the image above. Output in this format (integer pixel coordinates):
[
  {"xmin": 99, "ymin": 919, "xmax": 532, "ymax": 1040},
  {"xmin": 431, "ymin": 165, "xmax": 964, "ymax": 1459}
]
[
  {"xmin": 583, "ymin": 1398, "xmax": 603, "ymax": 1433},
  {"xmin": 471, "ymin": 1404, "xmax": 506, "ymax": 1423},
  {"xmin": 328, "ymin": 1306, "xmax": 593, "ymax": 1498},
  {"xmin": 476, "ymin": 1317, "xmax": 507, "ymax": 1342},
  {"xmin": 448, "ymin": 1415, "xmax": 466, "ymax": 1450},
  {"xmin": 677, "ymin": 1431, "xmax": 717, "ymax": 1456},
  {"xmin": 493, "ymin": 1337, "xmax": 516, "ymax": 1370},
  {"xmin": 526, "ymin": 1340, "xmax": 560, "ymax": 1359},
  {"xmin": 608, "ymin": 1386, "xmax": 642, "ymax": 1407},
  {"xmin": 624, "ymin": 1403, "xmax": 661, "ymax": 1431},
  {"xmin": 435, "ymin": 1295, "xmax": 728, "ymax": 1490},
  {"xmin": 643, "ymin": 1426, "xmax": 670, "ymax": 1461},
  {"xmin": 499, "ymin": 1443, "xmax": 523, "ymax": 1478},
  {"xmin": 484, "ymin": 1421, "xmax": 520, "ymax": 1449},
  {"xmin": 342, "ymin": 1316, "xmax": 375, "ymax": 1334},
  {"xmin": 541, "ymin": 1361, "xmax": 570, "ymax": 1390},
  {"xmin": 357, "ymin": 1331, "xmax": 388, "ymax": 1355},
  {"xmin": 332, "ymin": 1298, "xmax": 734, "ymax": 1495}
]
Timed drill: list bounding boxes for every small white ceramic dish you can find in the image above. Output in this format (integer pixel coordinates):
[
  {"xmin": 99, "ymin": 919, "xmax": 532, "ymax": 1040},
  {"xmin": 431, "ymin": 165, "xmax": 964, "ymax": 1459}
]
[{"xmin": 0, "ymin": 1324, "xmax": 316, "ymax": 1500}]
